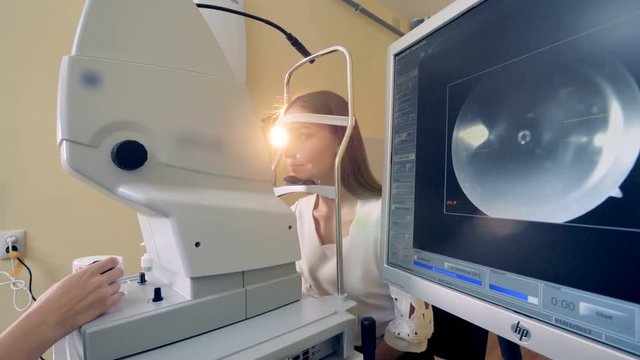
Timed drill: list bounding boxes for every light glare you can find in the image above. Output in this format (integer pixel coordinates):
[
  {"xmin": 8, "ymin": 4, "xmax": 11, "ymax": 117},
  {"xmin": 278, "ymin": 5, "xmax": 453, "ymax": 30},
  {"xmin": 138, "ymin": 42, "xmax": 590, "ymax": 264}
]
[
  {"xmin": 269, "ymin": 125, "xmax": 288, "ymax": 149},
  {"xmin": 458, "ymin": 123, "xmax": 489, "ymax": 147}
]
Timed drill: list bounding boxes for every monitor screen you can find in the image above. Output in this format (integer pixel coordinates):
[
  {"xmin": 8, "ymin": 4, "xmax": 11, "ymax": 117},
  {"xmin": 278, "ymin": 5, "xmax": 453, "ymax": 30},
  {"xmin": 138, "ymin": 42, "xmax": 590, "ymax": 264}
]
[{"xmin": 382, "ymin": 0, "xmax": 640, "ymax": 358}]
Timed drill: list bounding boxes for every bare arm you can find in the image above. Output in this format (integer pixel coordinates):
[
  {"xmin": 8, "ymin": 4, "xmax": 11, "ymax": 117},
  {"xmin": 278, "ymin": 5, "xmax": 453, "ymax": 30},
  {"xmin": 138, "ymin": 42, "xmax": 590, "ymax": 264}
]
[{"xmin": 0, "ymin": 257, "xmax": 123, "ymax": 360}]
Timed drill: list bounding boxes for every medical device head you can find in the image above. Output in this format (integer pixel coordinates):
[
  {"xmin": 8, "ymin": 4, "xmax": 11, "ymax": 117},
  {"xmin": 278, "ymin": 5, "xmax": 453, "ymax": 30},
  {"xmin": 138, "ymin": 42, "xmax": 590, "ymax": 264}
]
[{"xmin": 57, "ymin": 0, "xmax": 298, "ymax": 278}]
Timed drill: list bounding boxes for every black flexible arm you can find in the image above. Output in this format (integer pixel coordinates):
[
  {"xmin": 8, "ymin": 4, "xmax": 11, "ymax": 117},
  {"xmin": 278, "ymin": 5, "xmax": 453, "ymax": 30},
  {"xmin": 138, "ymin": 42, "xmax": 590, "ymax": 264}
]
[{"xmin": 195, "ymin": 3, "xmax": 314, "ymax": 63}]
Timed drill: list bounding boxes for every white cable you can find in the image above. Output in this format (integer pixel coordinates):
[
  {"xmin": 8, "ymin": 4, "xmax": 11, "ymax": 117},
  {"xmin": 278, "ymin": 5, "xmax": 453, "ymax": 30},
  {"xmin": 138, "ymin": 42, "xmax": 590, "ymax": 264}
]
[
  {"xmin": 0, "ymin": 270, "xmax": 32, "ymax": 311},
  {"xmin": 2, "ymin": 236, "xmax": 33, "ymax": 311}
]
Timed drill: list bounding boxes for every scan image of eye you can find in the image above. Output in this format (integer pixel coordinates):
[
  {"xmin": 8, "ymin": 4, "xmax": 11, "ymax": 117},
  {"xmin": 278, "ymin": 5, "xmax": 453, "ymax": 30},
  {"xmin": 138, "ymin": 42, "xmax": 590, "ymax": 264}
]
[{"xmin": 450, "ymin": 55, "xmax": 640, "ymax": 223}]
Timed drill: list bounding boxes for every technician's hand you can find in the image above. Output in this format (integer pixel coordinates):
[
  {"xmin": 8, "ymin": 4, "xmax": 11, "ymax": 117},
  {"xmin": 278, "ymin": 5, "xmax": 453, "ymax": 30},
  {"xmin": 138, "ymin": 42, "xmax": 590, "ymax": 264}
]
[
  {"xmin": 36, "ymin": 256, "xmax": 124, "ymax": 335},
  {"xmin": 0, "ymin": 257, "xmax": 123, "ymax": 360}
]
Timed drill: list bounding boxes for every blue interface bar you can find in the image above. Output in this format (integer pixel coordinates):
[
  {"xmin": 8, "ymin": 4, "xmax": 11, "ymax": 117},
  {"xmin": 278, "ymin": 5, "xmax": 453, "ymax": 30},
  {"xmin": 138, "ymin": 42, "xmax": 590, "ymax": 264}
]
[
  {"xmin": 489, "ymin": 284, "xmax": 528, "ymax": 301},
  {"xmin": 414, "ymin": 260, "xmax": 483, "ymax": 286}
]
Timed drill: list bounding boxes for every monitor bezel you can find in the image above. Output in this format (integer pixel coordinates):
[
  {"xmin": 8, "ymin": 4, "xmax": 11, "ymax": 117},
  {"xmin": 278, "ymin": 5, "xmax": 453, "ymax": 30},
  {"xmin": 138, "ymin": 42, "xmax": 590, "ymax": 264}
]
[{"xmin": 380, "ymin": 1, "xmax": 637, "ymax": 358}]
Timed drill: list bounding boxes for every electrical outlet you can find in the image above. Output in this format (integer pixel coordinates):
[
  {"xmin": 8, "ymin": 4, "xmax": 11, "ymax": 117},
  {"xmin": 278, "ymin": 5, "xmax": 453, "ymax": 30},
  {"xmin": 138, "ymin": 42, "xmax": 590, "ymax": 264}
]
[{"xmin": 0, "ymin": 230, "xmax": 26, "ymax": 260}]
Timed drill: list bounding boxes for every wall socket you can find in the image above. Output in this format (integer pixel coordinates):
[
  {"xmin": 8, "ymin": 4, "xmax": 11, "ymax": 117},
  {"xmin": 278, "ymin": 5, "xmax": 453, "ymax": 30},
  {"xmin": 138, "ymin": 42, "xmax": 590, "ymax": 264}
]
[{"xmin": 0, "ymin": 230, "xmax": 26, "ymax": 260}]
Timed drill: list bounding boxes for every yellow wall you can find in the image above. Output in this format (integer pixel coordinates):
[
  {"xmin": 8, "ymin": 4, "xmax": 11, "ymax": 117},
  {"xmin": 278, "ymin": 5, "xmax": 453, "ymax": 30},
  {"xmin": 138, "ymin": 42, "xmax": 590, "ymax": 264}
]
[
  {"xmin": 0, "ymin": 0, "xmax": 143, "ymax": 339},
  {"xmin": 245, "ymin": 0, "xmax": 407, "ymax": 139},
  {"xmin": 0, "ymin": 0, "xmax": 407, "ymax": 350}
]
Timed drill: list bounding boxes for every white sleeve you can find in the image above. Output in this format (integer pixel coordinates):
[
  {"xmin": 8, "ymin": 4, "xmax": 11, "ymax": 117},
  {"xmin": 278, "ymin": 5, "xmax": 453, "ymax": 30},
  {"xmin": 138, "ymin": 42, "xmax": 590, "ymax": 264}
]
[
  {"xmin": 290, "ymin": 200, "xmax": 299, "ymax": 213},
  {"xmin": 295, "ymin": 260, "xmax": 318, "ymax": 296},
  {"xmin": 292, "ymin": 197, "xmax": 319, "ymax": 297},
  {"xmin": 383, "ymin": 286, "xmax": 434, "ymax": 353}
]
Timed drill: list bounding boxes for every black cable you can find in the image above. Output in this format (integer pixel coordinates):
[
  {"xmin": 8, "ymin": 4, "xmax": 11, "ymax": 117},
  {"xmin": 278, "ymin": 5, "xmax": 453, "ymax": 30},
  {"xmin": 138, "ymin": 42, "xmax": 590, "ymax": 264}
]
[
  {"xmin": 16, "ymin": 257, "xmax": 37, "ymax": 302},
  {"xmin": 195, "ymin": 3, "xmax": 315, "ymax": 63}
]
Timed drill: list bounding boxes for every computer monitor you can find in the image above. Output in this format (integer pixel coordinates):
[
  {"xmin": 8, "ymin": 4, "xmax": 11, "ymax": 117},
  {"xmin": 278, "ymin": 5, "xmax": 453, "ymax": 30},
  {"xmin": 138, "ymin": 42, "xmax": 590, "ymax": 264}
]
[{"xmin": 381, "ymin": 0, "xmax": 640, "ymax": 358}]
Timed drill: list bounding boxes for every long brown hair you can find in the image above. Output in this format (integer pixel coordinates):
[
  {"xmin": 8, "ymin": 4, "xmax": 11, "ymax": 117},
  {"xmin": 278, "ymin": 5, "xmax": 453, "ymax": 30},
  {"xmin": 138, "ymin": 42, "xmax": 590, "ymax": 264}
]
[{"xmin": 286, "ymin": 90, "xmax": 382, "ymax": 199}]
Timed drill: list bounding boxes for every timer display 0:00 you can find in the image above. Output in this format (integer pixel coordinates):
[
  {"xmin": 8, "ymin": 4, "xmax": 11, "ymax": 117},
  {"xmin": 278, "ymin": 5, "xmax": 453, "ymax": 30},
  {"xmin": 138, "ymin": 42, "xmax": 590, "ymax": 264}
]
[{"xmin": 550, "ymin": 297, "xmax": 576, "ymax": 311}]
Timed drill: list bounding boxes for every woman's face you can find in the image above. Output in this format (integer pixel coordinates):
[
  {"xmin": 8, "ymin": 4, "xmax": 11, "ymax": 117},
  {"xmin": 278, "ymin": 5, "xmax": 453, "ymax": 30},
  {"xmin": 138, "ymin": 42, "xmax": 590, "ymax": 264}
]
[{"xmin": 283, "ymin": 107, "xmax": 340, "ymax": 184}]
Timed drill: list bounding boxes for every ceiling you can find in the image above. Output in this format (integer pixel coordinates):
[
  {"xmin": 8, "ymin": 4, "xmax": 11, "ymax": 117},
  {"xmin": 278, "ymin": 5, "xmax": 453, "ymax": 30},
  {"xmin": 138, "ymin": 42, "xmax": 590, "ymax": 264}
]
[{"xmin": 374, "ymin": 0, "xmax": 455, "ymax": 20}]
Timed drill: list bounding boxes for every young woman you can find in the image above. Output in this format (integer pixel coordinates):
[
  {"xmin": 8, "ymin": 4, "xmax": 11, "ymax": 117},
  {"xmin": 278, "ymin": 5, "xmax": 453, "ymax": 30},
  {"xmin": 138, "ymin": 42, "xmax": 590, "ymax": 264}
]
[{"xmin": 281, "ymin": 90, "xmax": 434, "ymax": 359}]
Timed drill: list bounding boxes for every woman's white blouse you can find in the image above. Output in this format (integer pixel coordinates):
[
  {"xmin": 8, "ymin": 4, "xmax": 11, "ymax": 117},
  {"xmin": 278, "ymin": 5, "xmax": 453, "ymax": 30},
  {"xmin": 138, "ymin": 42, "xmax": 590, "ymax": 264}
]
[{"xmin": 291, "ymin": 194, "xmax": 433, "ymax": 352}]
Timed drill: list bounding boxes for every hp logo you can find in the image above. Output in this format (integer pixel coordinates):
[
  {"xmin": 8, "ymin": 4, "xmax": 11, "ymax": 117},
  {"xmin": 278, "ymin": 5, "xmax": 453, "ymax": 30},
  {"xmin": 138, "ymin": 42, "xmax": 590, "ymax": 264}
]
[{"xmin": 511, "ymin": 321, "xmax": 531, "ymax": 342}]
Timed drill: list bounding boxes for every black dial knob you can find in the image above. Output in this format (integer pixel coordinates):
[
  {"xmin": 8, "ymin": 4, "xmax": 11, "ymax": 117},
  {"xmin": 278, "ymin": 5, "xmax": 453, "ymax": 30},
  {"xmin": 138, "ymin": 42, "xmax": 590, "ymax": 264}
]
[
  {"xmin": 361, "ymin": 316, "xmax": 376, "ymax": 360},
  {"xmin": 111, "ymin": 140, "xmax": 148, "ymax": 171},
  {"xmin": 138, "ymin": 272, "xmax": 147, "ymax": 284},
  {"xmin": 152, "ymin": 287, "xmax": 163, "ymax": 302}
]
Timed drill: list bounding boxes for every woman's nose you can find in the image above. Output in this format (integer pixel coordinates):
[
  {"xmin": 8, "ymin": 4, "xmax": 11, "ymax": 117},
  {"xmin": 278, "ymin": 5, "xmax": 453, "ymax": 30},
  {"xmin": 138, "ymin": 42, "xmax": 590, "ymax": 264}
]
[{"xmin": 283, "ymin": 142, "xmax": 298, "ymax": 159}]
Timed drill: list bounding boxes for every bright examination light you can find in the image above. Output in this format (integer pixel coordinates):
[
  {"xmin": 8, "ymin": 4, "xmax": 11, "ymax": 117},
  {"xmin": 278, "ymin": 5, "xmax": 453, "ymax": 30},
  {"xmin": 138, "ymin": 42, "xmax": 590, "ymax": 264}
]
[{"xmin": 269, "ymin": 125, "xmax": 288, "ymax": 149}]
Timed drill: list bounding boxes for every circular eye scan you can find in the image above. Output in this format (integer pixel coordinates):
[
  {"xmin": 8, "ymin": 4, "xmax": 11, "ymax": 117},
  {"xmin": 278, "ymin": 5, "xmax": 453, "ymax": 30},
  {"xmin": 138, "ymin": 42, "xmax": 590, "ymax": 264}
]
[{"xmin": 451, "ymin": 56, "xmax": 640, "ymax": 223}]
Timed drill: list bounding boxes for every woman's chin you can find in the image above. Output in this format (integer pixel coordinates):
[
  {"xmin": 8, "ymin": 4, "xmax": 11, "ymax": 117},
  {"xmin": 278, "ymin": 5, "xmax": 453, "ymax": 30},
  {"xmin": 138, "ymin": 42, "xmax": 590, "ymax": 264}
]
[
  {"xmin": 291, "ymin": 174, "xmax": 313, "ymax": 182},
  {"xmin": 287, "ymin": 170, "xmax": 306, "ymax": 179}
]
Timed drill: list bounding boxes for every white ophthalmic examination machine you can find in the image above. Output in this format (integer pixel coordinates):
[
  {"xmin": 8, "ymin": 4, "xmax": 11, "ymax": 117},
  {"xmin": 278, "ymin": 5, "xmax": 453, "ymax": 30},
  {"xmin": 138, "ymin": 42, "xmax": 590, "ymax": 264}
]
[{"xmin": 53, "ymin": 0, "xmax": 364, "ymax": 359}]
